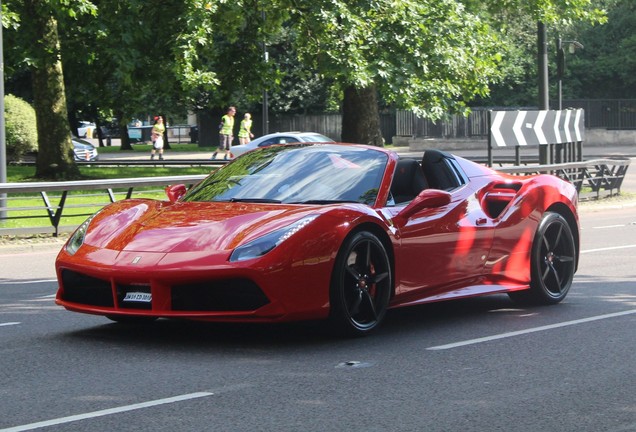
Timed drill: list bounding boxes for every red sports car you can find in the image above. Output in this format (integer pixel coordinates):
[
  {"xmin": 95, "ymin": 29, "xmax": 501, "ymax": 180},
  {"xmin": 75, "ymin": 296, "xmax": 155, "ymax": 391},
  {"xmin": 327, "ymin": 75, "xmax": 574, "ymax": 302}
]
[{"xmin": 55, "ymin": 143, "xmax": 579, "ymax": 336}]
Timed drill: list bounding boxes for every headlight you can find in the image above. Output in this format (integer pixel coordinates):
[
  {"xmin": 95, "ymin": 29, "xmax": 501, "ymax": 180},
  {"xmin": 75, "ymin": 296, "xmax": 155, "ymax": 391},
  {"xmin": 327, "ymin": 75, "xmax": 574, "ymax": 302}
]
[
  {"xmin": 229, "ymin": 215, "xmax": 318, "ymax": 262},
  {"xmin": 66, "ymin": 211, "xmax": 100, "ymax": 255}
]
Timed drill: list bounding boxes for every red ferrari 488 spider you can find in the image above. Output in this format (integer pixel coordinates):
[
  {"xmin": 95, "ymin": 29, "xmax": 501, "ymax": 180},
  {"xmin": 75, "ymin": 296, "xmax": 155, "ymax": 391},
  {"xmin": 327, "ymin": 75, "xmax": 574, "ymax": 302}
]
[{"xmin": 55, "ymin": 143, "xmax": 579, "ymax": 336}]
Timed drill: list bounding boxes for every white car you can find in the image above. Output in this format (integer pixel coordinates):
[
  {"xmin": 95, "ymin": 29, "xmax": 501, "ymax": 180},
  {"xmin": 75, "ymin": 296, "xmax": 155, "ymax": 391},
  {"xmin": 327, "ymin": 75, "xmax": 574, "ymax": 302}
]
[
  {"xmin": 77, "ymin": 121, "xmax": 96, "ymax": 138},
  {"xmin": 231, "ymin": 132, "xmax": 334, "ymax": 158},
  {"xmin": 72, "ymin": 138, "xmax": 99, "ymax": 161}
]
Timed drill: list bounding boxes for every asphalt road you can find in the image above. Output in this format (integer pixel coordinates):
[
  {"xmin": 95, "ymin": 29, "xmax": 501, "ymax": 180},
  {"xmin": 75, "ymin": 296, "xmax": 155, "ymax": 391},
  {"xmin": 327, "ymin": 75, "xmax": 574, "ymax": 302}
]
[{"xmin": 0, "ymin": 204, "xmax": 635, "ymax": 432}]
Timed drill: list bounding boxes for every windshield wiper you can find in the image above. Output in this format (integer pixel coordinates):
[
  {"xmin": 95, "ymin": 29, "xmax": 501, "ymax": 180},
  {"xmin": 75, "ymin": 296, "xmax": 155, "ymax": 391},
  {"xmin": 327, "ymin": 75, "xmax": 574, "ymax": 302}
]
[{"xmin": 229, "ymin": 198, "xmax": 282, "ymax": 203}]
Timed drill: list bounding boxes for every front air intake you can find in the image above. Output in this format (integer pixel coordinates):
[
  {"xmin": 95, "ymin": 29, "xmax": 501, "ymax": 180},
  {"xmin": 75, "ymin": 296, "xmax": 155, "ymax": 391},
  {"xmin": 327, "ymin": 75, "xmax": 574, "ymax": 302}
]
[{"xmin": 171, "ymin": 279, "xmax": 269, "ymax": 311}]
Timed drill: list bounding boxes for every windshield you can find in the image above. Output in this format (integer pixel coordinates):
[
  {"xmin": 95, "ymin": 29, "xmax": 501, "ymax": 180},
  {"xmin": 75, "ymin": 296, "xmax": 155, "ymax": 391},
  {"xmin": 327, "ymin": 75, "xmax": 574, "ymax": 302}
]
[{"xmin": 183, "ymin": 144, "xmax": 388, "ymax": 205}]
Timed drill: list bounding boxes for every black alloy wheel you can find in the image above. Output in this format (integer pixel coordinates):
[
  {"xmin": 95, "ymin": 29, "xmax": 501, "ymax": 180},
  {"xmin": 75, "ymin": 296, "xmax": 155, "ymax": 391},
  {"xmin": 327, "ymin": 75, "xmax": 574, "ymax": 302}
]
[
  {"xmin": 509, "ymin": 212, "xmax": 576, "ymax": 304},
  {"xmin": 329, "ymin": 231, "xmax": 392, "ymax": 336}
]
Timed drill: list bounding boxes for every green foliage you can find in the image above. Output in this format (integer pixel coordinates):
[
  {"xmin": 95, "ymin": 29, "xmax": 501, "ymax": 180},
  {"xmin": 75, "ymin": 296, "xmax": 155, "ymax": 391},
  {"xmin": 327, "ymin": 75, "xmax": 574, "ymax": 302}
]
[
  {"xmin": 4, "ymin": 94, "xmax": 38, "ymax": 160},
  {"xmin": 565, "ymin": 0, "xmax": 636, "ymax": 99},
  {"xmin": 290, "ymin": 0, "xmax": 502, "ymax": 119},
  {"xmin": 466, "ymin": 0, "xmax": 608, "ymax": 106},
  {"xmin": 59, "ymin": 0, "xmax": 188, "ymax": 128},
  {"xmin": 462, "ymin": 0, "xmax": 606, "ymax": 26},
  {"xmin": 174, "ymin": 0, "xmax": 288, "ymax": 111},
  {"xmin": 266, "ymin": 29, "xmax": 338, "ymax": 114}
]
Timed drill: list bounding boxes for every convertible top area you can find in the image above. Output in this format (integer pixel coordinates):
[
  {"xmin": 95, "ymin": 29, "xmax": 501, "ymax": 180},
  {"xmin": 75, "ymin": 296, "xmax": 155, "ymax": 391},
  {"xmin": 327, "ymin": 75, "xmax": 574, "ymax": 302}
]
[{"xmin": 390, "ymin": 150, "xmax": 469, "ymax": 204}]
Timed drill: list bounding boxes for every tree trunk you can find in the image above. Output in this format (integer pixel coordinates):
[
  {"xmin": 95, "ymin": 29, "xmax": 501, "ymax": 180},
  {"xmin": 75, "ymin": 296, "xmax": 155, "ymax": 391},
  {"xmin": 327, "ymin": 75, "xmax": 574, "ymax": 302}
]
[
  {"xmin": 117, "ymin": 113, "xmax": 133, "ymax": 150},
  {"xmin": 341, "ymin": 85, "xmax": 384, "ymax": 146},
  {"xmin": 27, "ymin": 0, "xmax": 79, "ymax": 179},
  {"xmin": 197, "ymin": 110, "xmax": 220, "ymax": 148}
]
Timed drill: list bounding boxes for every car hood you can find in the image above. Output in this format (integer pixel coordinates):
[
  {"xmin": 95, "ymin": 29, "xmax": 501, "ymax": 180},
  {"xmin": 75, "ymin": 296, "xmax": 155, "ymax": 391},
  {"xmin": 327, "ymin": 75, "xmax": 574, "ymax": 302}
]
[{"xmin": 83, "ymin": 200, "xmax": 321, "ymax": 254}]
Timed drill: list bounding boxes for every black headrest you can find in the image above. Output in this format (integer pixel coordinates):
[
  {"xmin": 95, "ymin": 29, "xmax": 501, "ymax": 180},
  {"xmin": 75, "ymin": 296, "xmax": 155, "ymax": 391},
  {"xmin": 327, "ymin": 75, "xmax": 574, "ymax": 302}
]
[
  {"xmin": 421, "ymin": 150, "xmax": 456, "ymax": 190},
  {"xmin": 391, "ymin": 159, "xmax": 428, "ymax": 203}
]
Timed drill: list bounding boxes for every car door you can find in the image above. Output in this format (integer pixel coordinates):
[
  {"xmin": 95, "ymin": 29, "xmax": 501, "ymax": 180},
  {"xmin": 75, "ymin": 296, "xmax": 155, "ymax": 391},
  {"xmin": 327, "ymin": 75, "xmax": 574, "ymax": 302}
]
[
  {"xmin": 392, "ymin": 185, "xmax": 495, "ymax": 299},
  {"xmin": 382, "ymin": 153, "xmax": 495, "ymax": 303}
]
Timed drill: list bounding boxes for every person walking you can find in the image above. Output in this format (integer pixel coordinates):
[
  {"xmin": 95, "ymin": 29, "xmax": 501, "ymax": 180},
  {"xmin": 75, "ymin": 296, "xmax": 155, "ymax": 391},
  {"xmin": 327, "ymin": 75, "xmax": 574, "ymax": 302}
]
[
  {"xmin": 213, "ymin": 106, "xmax": 236, "ymax": 160},
  {"xmin": 238, "ymin": 113, "xmax": 254, "ymax": 145},
  {"xmin": 150, "ymin": 115, "xmax": 166, "ymax": 160}
]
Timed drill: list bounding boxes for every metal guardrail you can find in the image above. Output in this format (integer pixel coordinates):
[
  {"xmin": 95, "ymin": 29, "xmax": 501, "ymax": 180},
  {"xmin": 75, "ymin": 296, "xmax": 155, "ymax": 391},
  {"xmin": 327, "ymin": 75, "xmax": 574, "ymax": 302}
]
[
  {"xmin": 0, "ymin": 175, "xmax": 207, "ymax": 236},
  {"xmin": 0, "ymin": 158, "xmax": 630, "ymax": 237},
  {"xmin": 497, "ymin": 158, "xmax": 631, "ymax": 200},
  {"xmin": 10, "ymin": 159, "xmax": 224, "ymax": 167}
]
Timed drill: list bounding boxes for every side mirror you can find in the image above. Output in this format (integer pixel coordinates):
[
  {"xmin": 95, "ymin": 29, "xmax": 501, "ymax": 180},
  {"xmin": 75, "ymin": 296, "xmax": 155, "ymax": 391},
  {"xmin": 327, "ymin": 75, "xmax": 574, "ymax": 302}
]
[
  {"xmin": 165, "ymin": 184, "xmax": 187, "ymax": 203},
  {"xmin": 393, "ymin": 189, "xmax": 451, "ymax": 226}
]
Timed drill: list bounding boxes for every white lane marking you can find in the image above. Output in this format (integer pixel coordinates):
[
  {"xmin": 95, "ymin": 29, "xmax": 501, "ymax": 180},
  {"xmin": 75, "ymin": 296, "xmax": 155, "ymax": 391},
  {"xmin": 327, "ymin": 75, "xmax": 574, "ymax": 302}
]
[
  {"xmin": 0, "ymin": 250, "xmax": 60, "ymax": 258},
  {"xmin": 0, "ymin": 322, "xmax": 21, "ymax": 327},
  {"xmin": 0, "ymin": 392, "xmax": 214, "ymax": 432},
  {"xmin": 427, "ymin": 309, "xmax": 636, "ymax": 351},
  {"xmin": 581, "ymin": 244, "xmax": 636, "ymax": 254},
  {"xmin": 592, "ymin": 224, "xmax": 625, "ymax": 229},
  {"xmin": 0, "ymin": 279, "xmax": 57, "ymax": 286}
]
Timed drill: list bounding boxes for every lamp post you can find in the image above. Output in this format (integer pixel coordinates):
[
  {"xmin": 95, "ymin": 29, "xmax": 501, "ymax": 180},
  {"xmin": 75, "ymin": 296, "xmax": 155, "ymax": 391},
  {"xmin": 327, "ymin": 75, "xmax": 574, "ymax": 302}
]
[
  {"xmin": 0, "ymin": 1, "xmax": 7, "ymax": 221},
  {"xmin": 538, "ymin": 22, "xmax": 549, "ymax": 111},
  {"xmin": 261, "ymin": 10, "xmax": 269, "ymax": 136},
  {"xmin": 556, "ymin": 38, "xmax": 584, "ymax": 110}
]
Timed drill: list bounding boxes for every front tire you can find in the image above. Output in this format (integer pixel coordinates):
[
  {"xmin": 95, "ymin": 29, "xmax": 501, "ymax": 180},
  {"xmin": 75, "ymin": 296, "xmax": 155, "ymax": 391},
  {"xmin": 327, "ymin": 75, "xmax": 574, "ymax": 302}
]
[
  {"xmin": 329, "ymin": 231, "xmax": 392, "ymax": 336},
  {"xmin": 509, "ymin": 212, "xmax": 576, "ymax": 305}
]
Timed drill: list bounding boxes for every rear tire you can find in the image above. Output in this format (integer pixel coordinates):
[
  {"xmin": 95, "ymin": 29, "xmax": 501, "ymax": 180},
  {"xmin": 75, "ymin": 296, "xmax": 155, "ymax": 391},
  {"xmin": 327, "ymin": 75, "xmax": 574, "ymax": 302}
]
[
  {"xmin": 329, "ymin": 231, "xmax": 392, "ymax": 337},
  {"xmin": 509, "ymin": 212, "xmax": 575, "ymax": 305}
]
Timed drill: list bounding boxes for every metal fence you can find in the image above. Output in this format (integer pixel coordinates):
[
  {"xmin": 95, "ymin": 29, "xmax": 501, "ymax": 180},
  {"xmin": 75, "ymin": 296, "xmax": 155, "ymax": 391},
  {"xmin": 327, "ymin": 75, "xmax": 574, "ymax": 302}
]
[
  {"xmin": 266, "ymin": 112, "xmax": 397, "ymax": 144},
  {"xmin": 396, "ymin": 109, "xmax": 490, "ymax": 138},
  {"xmin": 395, "ymin": 99, "xmax": 636, "ymax": 139},
  {"xmin": 562, "ymin": 99, "xmax": 636, "ymax": 130},
  {"xmin": 127, "ymin": 125, "xmax": 196, "ymax": 144}
]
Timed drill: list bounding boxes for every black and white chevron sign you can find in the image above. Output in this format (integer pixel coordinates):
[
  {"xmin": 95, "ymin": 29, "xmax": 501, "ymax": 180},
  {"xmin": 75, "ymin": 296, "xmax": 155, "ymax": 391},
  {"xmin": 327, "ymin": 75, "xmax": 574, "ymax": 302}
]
[{"xmin": 489, "ymin": 109, "xmax": 585, "ymax": 147}]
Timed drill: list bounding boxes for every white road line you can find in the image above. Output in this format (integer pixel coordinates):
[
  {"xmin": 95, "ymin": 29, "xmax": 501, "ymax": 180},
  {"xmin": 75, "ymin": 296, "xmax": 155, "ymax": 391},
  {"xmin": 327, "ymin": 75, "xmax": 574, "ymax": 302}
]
[
  {"xmin": 592, "ymin": 224, "xmax": 625, "ymax": 229},
  {"xmin": 0, "ymin": 250, "xmax": 60, "ymax": 258},
  {"xmin": 0, "ymin": 392, "xmax": 214, "ymax": 432},
  {"xmin": 0, "ymin": 322, "xmax": 21, "ymax": 327},
  {"xmin": 0, "ymin": 279, "xmax": 57, "ymax": 285},
  {"xmin": 427, "ymin": 309, "xmax": 636, "ymax": 351},
  {"xmin": 581, "ymin": 244, "xmax": 636, "ymax": 254}
]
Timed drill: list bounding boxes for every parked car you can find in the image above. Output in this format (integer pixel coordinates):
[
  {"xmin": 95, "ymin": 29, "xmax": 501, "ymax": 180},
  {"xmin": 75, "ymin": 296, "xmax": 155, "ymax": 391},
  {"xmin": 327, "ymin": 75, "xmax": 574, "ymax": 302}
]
[
  {"xmin": 55, "ymin": 144, "xmax": 579, "ymax": 336},
  {"xmin": 77, "ymin": 121, "xmax": 96, "ymax": 138},
  {"xmin": 230, "ymin": 131, "xmax": 333, "ymax": 158},
  {"xmin": 72, "ymin": 137, "xmax": 99, "ymax": 161}
]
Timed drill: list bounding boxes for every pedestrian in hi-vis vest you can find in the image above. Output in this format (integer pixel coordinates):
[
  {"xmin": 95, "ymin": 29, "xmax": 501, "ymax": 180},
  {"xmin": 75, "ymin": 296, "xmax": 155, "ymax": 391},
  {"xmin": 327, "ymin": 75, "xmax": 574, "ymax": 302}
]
[
  {"xmin": 213, "ymin": 106, "xmax": 236, "ymax": 160},
  {"xmin": 150, "ymin": 115, "xmax": 165, "ymax": 161},
  {"xmin": 238, "ymin": 113, "xmax": 255, "ymax": 145}
]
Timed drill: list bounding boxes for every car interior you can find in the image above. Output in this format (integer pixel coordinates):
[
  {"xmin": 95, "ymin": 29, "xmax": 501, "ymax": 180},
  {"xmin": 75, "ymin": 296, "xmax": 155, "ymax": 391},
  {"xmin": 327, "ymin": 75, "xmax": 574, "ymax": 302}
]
[
  {"xmin": 389, "ymin": 150, "xmax": 467, "ymax": 204},
  {"xmin": 390, "ymin": 159, "xmax": 428, "ymax": 204}
]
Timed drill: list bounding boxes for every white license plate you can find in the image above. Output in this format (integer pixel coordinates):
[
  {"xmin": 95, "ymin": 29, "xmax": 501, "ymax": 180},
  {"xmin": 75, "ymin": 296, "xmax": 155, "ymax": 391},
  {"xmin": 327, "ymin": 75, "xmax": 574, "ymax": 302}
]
[{"xmin": 123, "ymin": 292, "xmax": 152, "ymax": 303}]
